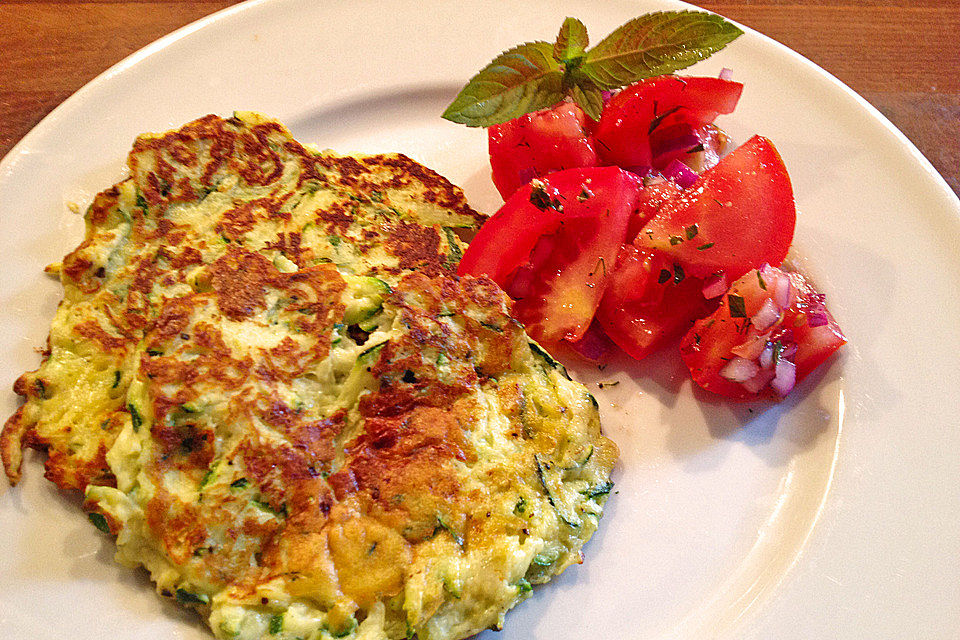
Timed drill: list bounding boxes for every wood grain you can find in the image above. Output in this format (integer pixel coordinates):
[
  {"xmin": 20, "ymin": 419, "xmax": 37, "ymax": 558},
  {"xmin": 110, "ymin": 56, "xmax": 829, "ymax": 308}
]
[{"xmin": 0, "ymin": 0, "xmax": 957, "ymax": 195}]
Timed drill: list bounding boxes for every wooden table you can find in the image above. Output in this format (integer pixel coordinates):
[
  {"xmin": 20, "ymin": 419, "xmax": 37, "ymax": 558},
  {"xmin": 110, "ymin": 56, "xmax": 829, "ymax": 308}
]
[{"xmin": 1, "ymin": 1, "xmax": 957, "ymax": 196}]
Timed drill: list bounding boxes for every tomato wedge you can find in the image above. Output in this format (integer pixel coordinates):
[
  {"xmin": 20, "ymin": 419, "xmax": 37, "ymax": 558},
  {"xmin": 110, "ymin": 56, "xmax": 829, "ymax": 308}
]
[
  {"xmin": 679, "ymin": 265, "xmax": 846, "ymax": 400},
  {"xmin": 458, "ymin": 166, "xmax": 640, "ymax": 345},
  {"xmin": 595, "ymin": 245, "xmax": 715, "ymax": 361},
  {"xmin": 594, "ymin": 76, "xmax": 743, "ymax": 172},
  {"xmin": 636, "ymin": 135, "xmax": 796, "ymax": 281},
  {"xmin": 488, "ymin": 101, "xmax": 600, "ymax": 200}
]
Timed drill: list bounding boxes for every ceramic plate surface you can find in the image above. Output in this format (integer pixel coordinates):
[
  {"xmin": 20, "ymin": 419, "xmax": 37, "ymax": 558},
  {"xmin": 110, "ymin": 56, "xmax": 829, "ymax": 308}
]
[{"xmin": 1, "ymin": 1, "xmax": 958, "ymax": 638}]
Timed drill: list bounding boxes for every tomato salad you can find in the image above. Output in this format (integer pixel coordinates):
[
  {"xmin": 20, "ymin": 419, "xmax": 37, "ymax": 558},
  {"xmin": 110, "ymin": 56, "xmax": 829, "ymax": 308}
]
[{"xmin": 458, "ymin": 74, "xmax": 846, "ymax": 401}]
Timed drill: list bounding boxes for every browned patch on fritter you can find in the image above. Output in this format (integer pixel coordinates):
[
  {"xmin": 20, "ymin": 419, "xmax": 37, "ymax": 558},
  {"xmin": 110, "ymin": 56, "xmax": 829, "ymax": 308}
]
[
  {"xmin": 145, "ymin": 483, "xmax": 211, "ymax": 566},
  {"xmin": 168, "ymin": 246, "xmax": 204, "ymax": 269},
  {"xmin": 259, "ymin": 399, "xmax": 345, "ymax": 474},
  {"xmin": 264, "ymin": 231, "xmax": 304, "ymax": 267},
  {"xmin": 205, "ymin": 249, "xmax": 277, "ymax": 321},
  {"xmin": 152, "ymin": 420, "xmax": 216, "ymax": 471},
  {"xmin": 61, "ymin": 247, "xmax": 95, "ymax": 287},
  {"xmin": 86, "ymin": 185, "xmax": 123, "ymax": 226},
  {"xmin": 314, "ymin": 201, "xmax": 355, "ymax": 235},
  {"xmin": 217, "ymin": 196, "xmax": 289, "ymax": 241},
  {"xmin": 328, "ymin": 402, "xmax": 473, "ymax": 544},
  {"xmin": 72, "ymin": 319, "xmax": 128, "ymax": 352},
  {"xmin": 143, "ymin": 321, "xmax": 251, "ymax": 414},
  {"xmin": 235, "ymin": 122, "xmax": 286, "ymax": 186},
  {"xmin": 384, "ymin": 222, "xmax": 445, "ymax": 276},
  {"xmin": 42, "ymin": 442, "xmax": 113, "ymax": 491},
  {"xmin": 0, "ymin": 408, "xmax": 28, "ymax": 484}
]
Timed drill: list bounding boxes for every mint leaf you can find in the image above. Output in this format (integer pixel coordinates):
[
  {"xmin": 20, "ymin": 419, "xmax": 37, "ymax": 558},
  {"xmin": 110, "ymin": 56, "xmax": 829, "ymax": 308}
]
[
  {"xmin": 580, "ymin": 11, "xmax": 743, "ymax": 90},
  {"xmin": 443, "ymin": 41, "xmax": 564, "ymax": 127},
  {"xmin": 554, "ymin": 17, "xmax": 589, "ymax": 63},
  {"xmin": 568, "ymin": 81, "xmax": 604, "ymax": 121}
]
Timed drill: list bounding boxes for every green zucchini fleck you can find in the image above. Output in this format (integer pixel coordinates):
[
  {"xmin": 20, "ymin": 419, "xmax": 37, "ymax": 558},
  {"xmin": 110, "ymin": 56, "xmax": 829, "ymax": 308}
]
[
  {"xmin": 443, "ymin": 227, "xmax": 463, "ymax": 266},
  {"xmin": 534, "ymin": 454, "xmax": 581, "ymax": 528},
  {"xmin": 199, "ymin": 465, "xmax": 217, "ymax": 490},
  {"xmin": 343, "ymin": 277, "xmax": 391, "ymax": 325},
  {"xmin": 528, "ymin": 341, "xmax": 570, "ymax": 379},
  {"xmin": 514, "ymin": 496, "xmax": 527, "ymax": 515},
  {"xmin": 252, "ymin": 497, "xmax": 288, "ymax": 519},
  {"xmin": 583, "ymin": 480, "xmax": 614, "ymax": 499},
  {"xmin": 175, "ymin": 588, "xmax": 209, "ymax": 606},
  {"xmin": 434, "ymin": 513, "xmax": 464, "ymax": 546},
  {"xmin": 329, "ymin": 617, "xmax": 358, "ymax": 638},
  {"xmin": 358, "ymin": 341, "xmax": 388, "ymax": 367},
  {"xmin": 531, "ymin": 548, "xmax": 559, "ymax": 566},
  {"xmin": 268, "ymin": 613, "xmax": 284, "ymax": 634},
  {"xmin": 128, "ymin": 404, "xmax": 142, "ymax": 431},
  {"xmin": 88, "ymin": 512, "xmax": 110, "ymax": 533}
]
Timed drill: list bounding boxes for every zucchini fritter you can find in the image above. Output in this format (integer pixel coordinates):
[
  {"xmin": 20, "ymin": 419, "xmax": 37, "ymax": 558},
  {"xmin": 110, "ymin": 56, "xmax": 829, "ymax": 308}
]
[{"xmin": 2, "ymin": 113, "xmax": 617, "ymax": 640}]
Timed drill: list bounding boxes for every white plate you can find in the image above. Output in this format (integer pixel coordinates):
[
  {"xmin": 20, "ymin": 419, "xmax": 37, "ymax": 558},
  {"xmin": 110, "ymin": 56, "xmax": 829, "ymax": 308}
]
[{"xmin": 1, "ymin": 1, "xmax": 958, "ymax": 638}]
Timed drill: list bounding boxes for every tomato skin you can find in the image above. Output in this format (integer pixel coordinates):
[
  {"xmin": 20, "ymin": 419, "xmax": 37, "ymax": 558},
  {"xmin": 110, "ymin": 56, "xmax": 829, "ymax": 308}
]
[
  {"xmin": 488, "ymin": 101, "xmax": 600, "ymax": 200},
  {"xmin": 679, "ymin": 266, "xmax": 846, "ymax": 400},
  {"xmin": 594, "ymin": 76, "xmax": 743, "ymax": 171},
  {"xmin": 636, "ymin": 135, "xmax": 796, "ymax": 281},
  {"xmin": 595, "ymin": 245, "xmax": 715, "ymax": 361},
  {"xmin": 458, "ymin": 166, "xmax": 641, "ymax": 345},
  {"xmin": 626, "ymin": 180, "xmax": 682, "ymax": 242}
]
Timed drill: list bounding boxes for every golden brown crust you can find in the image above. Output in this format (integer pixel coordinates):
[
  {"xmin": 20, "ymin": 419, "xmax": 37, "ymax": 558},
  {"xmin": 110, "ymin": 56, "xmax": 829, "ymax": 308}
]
[{"xmin": 0, "ymin": 407, "xmax": 28, "ymax": 484}]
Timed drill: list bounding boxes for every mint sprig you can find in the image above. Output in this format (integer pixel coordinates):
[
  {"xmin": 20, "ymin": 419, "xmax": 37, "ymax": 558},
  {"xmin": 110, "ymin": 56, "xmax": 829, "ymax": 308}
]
[{"xmin": 442, "ymin": 11, "xmax": 743, "ymax": 127}]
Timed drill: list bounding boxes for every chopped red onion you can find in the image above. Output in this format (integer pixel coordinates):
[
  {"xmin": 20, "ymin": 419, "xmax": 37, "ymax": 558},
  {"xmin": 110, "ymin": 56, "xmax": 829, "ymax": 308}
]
[
  {"xmin": 720, "ymin": 357, "xmax": 760, "ymax": 382},
  {"xmin": 662, "ymin": 159, "xmax": 699, "ymax": 188},
  {"xmin": 742, "ymin": 368, "xmax": 775, "ymax": 394},
  {"xmin": 774, "ymin": 274, "xmax": 794, "ymax": 309},
  {"xmin": 719, "ymin": 68, "xmax": 734, "ymax": 81},
  {"xmin": 702, "ymin": 272, "xmax": 728, "ymax": 299},
  {"xmin": 732, "ymin": 334, "xmax": 769, "ymax": 361},
  {"xmin": 804, "ymin": 293, "xmax": 831, "ymax": 327},
  {"xmin": 516, "ymin": 167, "xmax": 538, "ymax": 186},
  {"xmin": 643, "ymin": 174, "xmax": 666, "ymax": 187},
  {"xmin": 759, "ymin": 341, "xmax": 775, "ymax": 369},
  {"xmin": 780, "ymin": 342, "xmax": 797, "ymax": 359},
  {"xmin": 751, "ymin": 297, "xmax": 782, "ymax": 332},
  {"xmin": 651, "ymin": 122, "xmax": 701, "ymax": 167},
  {"xmin": 566, "ymin": 322, "xmax": 614, "ymax": 362},
  {"xmin": 623, "ymin": 164, "xmax": 652, "ymax": 178},
  {"xmin": 806, "ymin": 311, "xmax": 830, "ymax": 327},
  {"xmin": 771, "ymin": 359, "xmax": 797, "ymax": 396}
]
